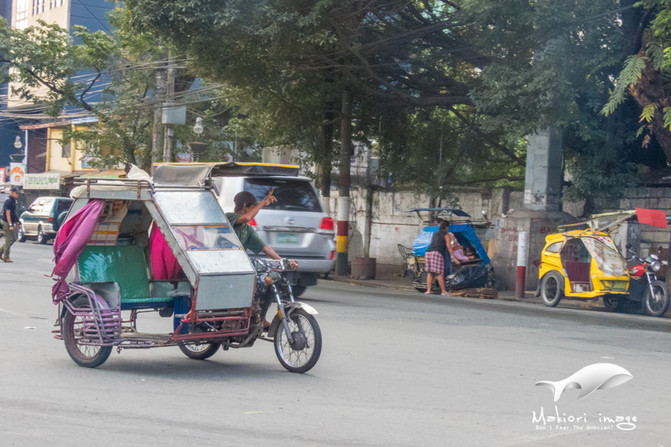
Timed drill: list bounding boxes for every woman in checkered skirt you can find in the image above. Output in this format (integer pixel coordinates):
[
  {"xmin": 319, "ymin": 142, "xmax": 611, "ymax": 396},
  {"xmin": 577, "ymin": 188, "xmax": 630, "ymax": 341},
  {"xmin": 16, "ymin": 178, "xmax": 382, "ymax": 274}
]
[{"xmin": 425, "ymin": 220, "xmax": 461, "ymax": 295}]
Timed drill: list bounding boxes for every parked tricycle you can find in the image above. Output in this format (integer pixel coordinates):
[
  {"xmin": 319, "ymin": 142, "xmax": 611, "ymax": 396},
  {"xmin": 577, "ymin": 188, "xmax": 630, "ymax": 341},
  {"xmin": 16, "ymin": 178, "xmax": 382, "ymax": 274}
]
[
  {"xmin": 399, "ymin": 208, "xmax": 494, "ymax": 293},
  {"xmin": 537, "ymin": 227, "xmax": 669, "ymax": 317},
  {"xmin": 50, "ymin": 165, "xmax": 322, "ymax": 372}
]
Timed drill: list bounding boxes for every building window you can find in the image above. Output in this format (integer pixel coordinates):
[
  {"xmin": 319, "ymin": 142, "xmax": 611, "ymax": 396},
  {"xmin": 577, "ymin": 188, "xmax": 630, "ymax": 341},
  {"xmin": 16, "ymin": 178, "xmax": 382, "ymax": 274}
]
[
  {"xmin": 33, "ymin": 0, "xmax": 46, "ymax": 15},
  {"xmin": 61, "ymin": 142, "xmax": 71, "ymax": 158},
  {"xmin": 15, "ymin": 0, "xmax": 30, "ymax": 29}
]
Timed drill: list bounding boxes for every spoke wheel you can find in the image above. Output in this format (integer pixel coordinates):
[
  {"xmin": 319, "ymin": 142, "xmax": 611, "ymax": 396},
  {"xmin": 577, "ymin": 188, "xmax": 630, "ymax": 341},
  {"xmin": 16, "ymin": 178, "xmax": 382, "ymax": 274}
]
[
  {"xmin": 17, "ymin": 227, "xmax": 26, "ymax": 242},
  {"xmin": 62, "ymin": 296, "xmax": 112, "ymax": 368},
  {"xmin": 643, "ymin": 280, "xmax": 670, "ymax": 317},
  {"xmin": 274, "ymin": 308, "xmax": 322, "ymax": 373},
  {"xmin": 178, "ymin": 343, "xmax": 221, "ymax": 360},
  {"xmin": 540, "ymin": 271, "xmax": 563, "ymax": 307}
]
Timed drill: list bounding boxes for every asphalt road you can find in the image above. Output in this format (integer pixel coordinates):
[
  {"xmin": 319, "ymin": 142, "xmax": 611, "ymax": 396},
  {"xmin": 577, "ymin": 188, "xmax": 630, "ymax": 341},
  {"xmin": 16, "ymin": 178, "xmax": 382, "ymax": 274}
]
[{"xmin": 1, "ymin": 241, "xmax": 671, "ymax": 446}]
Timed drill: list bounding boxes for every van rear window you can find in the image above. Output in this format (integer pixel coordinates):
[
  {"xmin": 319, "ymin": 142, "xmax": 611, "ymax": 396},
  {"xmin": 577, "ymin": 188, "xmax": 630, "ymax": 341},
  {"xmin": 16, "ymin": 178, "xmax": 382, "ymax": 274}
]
[{"xmin": 244, "ymin": 178, "xmax": 321, "ymax": 212}]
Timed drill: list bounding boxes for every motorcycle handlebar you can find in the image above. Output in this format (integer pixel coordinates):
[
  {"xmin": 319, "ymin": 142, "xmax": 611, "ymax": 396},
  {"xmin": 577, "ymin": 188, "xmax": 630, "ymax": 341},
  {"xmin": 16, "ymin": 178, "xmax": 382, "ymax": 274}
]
[{"xmin": 252, "ymin": 257, "xmax": 297, "ymax": 272}]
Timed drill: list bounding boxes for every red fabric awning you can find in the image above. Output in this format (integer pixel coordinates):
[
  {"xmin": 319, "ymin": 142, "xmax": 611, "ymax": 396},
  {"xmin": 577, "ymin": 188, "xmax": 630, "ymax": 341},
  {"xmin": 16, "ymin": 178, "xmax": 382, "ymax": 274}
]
[{"xmin": 635, "ymin": 208, "xmax": 668, "ymax": 228}]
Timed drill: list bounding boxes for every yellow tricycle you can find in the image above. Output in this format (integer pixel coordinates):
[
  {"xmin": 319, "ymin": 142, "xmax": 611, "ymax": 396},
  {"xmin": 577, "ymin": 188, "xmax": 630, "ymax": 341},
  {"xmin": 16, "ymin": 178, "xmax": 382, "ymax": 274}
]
[{"xmin": 537, "ymin": 229, "xmax": 629, "ymax": 310}]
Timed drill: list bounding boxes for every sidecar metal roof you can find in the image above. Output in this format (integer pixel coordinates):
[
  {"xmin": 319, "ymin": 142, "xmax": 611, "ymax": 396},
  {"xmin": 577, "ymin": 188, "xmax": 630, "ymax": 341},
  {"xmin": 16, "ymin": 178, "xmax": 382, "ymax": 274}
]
[
  {"xmin": 70, "ymin": 178, "xmax": 155, "ymax": 201},
  {"xmin": 152, "ymin": 164, "xmax": 214, "ymax": 187},
  {"xmin": 154, "ymin": 162, "xmax": 300, "ymax": 177}
]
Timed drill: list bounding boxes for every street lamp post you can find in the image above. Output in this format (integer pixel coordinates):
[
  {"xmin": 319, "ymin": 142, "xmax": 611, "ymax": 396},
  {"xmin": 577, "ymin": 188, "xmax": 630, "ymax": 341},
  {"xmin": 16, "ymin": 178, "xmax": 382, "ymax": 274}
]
[{"xmin": 193, "ymin": 117, "xmax": 204, "ymax": 135}]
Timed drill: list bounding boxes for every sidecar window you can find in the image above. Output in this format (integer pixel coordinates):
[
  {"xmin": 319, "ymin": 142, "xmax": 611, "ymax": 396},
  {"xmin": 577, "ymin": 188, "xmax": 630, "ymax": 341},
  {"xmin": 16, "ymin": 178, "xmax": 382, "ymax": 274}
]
[
  {"xmin": 173, "ymin": 225, "xmax": 240, "ymax": 251},
  {"xmin": 154, "ymin": 190, "xmax": 226, "ymax": 224},
  {"xmin": 545, "ymin": 242, "xmax": 562, "ymax": 253}
]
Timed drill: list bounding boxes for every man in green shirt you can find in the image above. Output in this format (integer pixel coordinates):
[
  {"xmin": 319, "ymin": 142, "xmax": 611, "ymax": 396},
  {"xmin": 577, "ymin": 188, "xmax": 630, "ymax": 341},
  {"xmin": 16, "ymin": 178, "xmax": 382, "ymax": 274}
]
[
  {"xmin": 226, "ymin": 190, "xmax": 297, "ymax": 329},
  {"xmin": 225, "ymin": 190, "xmax": 297, "ymax": 267}
]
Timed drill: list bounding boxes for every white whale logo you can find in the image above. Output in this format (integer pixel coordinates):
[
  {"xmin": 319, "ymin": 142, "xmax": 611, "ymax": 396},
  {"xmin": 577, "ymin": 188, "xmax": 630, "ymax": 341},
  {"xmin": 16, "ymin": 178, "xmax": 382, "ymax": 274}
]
[{"xmin": 536, "ymin": 363, "xmax": 633, "ymax": 402}]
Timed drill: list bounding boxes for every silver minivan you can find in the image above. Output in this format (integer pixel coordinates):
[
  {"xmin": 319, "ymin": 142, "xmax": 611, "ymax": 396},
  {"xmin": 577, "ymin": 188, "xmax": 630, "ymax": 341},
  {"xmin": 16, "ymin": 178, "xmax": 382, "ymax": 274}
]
[{"xmin": 212, "ymin": 164, "xmax": 335, "ymax": 296}]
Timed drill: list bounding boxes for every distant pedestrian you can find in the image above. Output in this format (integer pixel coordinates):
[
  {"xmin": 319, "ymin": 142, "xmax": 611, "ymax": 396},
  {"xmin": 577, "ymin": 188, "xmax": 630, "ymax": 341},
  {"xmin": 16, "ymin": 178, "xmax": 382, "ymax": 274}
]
[
  {"xmin": 1, "ymin": 187, "xmax": 21, "ymax": 263},
  {"xmin": 424, "ymin": 220, "xmax": 460, "ymax": 296}
]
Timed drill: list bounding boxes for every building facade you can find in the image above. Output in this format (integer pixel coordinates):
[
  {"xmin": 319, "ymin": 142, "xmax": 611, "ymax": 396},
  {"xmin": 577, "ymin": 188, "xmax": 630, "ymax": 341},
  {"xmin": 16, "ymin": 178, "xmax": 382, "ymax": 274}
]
[{"xmin": 1, "ymin": 0, "xmax": 114, "ymax": 186}]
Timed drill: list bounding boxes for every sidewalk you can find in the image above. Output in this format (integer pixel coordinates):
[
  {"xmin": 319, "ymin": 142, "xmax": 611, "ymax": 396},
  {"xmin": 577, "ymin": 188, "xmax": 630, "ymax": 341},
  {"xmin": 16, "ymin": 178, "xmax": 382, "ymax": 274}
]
[
  {"xmin": 323, "ymin": 269, "xmax": 671, "ymax": 328},
  {"xmin": 325, "ymin": 267, "xmax": 518, "ymax": 300}
]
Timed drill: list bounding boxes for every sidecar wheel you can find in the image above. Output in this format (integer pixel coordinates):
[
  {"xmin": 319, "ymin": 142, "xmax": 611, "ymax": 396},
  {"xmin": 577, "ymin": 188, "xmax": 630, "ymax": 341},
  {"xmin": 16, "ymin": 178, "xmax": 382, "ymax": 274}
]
[
  {"xmin": 540, "ymin": 271, "xmax": 563, "ymax": 307},
  {"xmin": 274, "ymin": 308, "xmax": 322, "ymax": 373},
  {"xmin": 63, "ymin": 296, "xmax": 112, "ymax": 368},
  {"xmin": 413, "ymin": 270, "xmax": 428, "ymax": 293},
  {"xmin": 179, "ymin": 343, "xmax": 221, "ymax": 360},
  {"xmin": 643, "ymin": 280, "xmax": 670, "ymax": 317}
]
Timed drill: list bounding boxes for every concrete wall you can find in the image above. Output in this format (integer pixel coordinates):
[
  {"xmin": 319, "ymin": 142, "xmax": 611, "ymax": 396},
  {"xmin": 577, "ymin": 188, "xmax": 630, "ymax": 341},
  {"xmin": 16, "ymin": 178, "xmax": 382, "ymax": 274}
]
[
  {"xmin": 327, "ymin": 187, "xmax": 526, "ymax": 272},
  {"xmin": 325, "ymin": 186, "xmax": 671, "ymax": 289}
]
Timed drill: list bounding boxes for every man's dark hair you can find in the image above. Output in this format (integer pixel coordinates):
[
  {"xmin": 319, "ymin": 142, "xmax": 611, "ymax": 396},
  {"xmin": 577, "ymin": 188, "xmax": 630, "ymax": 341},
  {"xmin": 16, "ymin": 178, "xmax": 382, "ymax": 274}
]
[{"xmin": 233, "ymin": 191, "xmax": 257, "ymax": 212}]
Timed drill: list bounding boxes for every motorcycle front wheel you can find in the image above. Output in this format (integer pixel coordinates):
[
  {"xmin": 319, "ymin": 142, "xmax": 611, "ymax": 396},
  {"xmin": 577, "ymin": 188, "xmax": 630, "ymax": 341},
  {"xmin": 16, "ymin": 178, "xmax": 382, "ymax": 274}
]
[
  {"xmin": 274, "ymin": 308, "xmax": 322, "ymax": 373},
  {"xmin": 643, "ymin": 280, "xmax": 670, "ymax": 317}
]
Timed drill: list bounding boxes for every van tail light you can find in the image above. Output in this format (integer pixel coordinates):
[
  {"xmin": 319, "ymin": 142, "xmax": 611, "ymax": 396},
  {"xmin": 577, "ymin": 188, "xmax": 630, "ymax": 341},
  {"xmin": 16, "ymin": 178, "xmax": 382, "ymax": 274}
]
[
  {"xmin": 330, "ymin": 250, "xmax": 335, "ymax": 260},
  {"xmin": 48, "ymin": 217, "xmax": 53, "ymax": 223},
  {"xmin": 320, "ymin": 217, "xmax": 334, "ymax": 230},
  {"xmin": 248, "ymin": 218, "xmax": 257, "ymax": 226}
]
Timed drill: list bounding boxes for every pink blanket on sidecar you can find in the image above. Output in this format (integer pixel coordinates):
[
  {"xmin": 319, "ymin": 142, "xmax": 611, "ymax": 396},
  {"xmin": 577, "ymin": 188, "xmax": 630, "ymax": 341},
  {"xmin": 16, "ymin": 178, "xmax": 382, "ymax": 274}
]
[
  {"xmin": 149, "ymin": 222, "xmax": 184, "ymax": 280},
  {"xmin": 51, "ymin": 200, "xmax": 104, "ymax": 302}
]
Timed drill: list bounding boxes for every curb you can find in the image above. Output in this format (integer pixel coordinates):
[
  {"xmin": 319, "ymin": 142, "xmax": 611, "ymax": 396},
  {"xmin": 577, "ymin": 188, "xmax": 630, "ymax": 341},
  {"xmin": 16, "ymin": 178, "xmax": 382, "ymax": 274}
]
[{"xmin": 321, "ymin": 275, "xmax": 671, "ymax": 332}]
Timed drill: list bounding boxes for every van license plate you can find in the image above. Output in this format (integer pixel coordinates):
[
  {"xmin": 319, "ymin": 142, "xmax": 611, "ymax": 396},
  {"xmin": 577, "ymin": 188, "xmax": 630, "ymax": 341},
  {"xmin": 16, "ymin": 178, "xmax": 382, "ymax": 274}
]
[{"xmin": 277, "ymin": 233, "xmax": 300, "ymax": 244}]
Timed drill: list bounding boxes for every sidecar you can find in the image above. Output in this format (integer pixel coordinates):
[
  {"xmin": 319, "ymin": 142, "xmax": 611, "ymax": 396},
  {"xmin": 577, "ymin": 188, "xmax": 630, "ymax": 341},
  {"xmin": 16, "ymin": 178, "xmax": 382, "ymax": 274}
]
[
  {"xmin": 537, "ymin": 229, "xmax": 629, "ymax": 309},
  {"xmin": 407, "ymin": 208, "xmax": 494, "ymax": 292},
  {"xmin": 51, "ymin": 165, "xmax": 258, "ymax": 367}
]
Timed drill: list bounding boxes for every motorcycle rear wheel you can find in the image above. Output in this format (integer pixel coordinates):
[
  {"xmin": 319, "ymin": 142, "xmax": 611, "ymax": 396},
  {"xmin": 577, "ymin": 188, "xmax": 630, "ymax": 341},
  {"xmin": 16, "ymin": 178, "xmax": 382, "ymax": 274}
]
[
  {"xmin": 274, "ymin": 308, "xmax": 322, "ymax": 373},
  {"xmin": 643, "ymin": 280, "xmax": 670, "ymax": 317}
]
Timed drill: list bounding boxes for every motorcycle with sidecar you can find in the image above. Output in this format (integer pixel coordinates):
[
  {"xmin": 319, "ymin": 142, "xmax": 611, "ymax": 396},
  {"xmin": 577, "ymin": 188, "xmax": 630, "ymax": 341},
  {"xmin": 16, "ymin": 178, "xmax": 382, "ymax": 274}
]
[
  {"xmin": 50, "ymin": 165, "xmax": 322, "ymax": 372},
  {"xmin": 537, "ymin": 228, "xmax": 669, "ymax": 317}
]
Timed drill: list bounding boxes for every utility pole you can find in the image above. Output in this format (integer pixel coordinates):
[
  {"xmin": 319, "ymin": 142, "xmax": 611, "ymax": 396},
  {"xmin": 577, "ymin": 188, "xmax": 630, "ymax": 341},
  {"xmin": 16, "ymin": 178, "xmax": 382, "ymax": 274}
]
[
  {"xmin": 151, "ymin": 72, "xmax": 163, "ymax": 172},
  {"xmin": 336, "ymin": 89, "xmax": 352, "ymax": 276},
  {"xmin": 163, "ymin": 53, "xmax": 175, "ymax": 163}
]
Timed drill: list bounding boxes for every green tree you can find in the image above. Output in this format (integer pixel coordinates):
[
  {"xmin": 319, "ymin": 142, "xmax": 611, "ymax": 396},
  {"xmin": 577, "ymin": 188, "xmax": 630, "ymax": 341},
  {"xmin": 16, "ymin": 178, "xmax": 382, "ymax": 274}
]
[
  {"xmin": 603, "ymin": 0, "xmax": 671, "ymax": 165},
  {"xmin": 123, "ymin": 0, "xmax": 664, "ymax": 206},
  {"xmin": 0, "ymin": 13, "xmax": 206, "ymax": 170},
  {"xmin": 122, "ymin": 0, "xmax": 516, "ymax": 200}
]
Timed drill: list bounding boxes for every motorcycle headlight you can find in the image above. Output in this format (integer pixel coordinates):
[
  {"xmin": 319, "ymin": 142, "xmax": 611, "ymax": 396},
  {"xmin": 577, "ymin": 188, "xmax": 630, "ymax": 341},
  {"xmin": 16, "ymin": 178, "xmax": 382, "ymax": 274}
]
[{"xmin": 650, "ymin": 260, "xmax": 662, "ymax": 272}]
